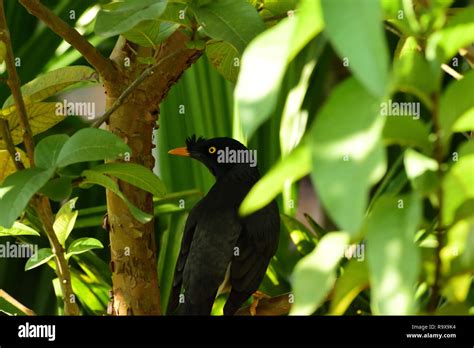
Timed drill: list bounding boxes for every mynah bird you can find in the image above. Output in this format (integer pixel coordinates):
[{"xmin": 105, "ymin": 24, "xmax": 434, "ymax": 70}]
[{"xmin": 167, "ymin": 135, "xmax": 280, "ymax": 315}]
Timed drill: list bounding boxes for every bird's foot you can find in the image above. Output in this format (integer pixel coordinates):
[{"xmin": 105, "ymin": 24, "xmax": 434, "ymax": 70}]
[{"xmin": 249, "ymin": 291, "xmax": 270, "ymax": 316}]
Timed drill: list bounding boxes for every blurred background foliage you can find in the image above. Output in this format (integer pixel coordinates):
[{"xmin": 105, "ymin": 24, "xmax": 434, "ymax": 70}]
[{"xmin": 0, "ymin": 0, "xmax": 473, "ymax": 316}]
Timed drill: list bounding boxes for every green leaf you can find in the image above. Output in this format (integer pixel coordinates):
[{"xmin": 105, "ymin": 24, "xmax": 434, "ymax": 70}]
[
  {"xmin": 235, "ymin": 0, "xmax": 323, "ymax": 138},
  {"xmin": 393, "ymin": 37, "xmax": 435, "ymax": 108},
  {"xmin": 66, "ymin": 237, "xmax": 103, "ymax": 258},
  {"xmin": 0, "ymin": 102, "xmax": 66, "ymax": 149},
  {"xmin": 3, "ymin": 66, "xmax": 98, "ymax": 108},
  {"xmin": 190, "ymin": 0, "xmax": 265, "ymax": 54},
  {"xmin": 310, "ymin": 78, "xmax": 386, "ymax": 234},
  {"xmin": 34, "ymin": 134, "xmax": 69, "ymax": 169},
  {"xmin": 443, "ymin": 153, "xmax": 474, "ymax": 226},
  {"xmin": 40, "ymin": 177, "xmax": 73, "ymax": 202},
  {"xmin": 0, "ymin": 168, "xmax": 55, "ymax": 228},
  {"xmin": 321, "ymin": 0, "xmax": 389, "ymax": 97},
  {"xmin": 329, "ymin": 259, "xmax": 368, "ymax": 315},
  {"xmin": 158, "ymin": 212, "xmax": 187, "ymax": 314},
  {"xmin": 404, "ymin": 149, "xmax": 439, "ymax": 196},
  {"xmin": 95, "ymin": 0, "xmax": 168, "ymax": 38},
  {"xmin": 53, "ymin": 198, "xmax": 79, "ymax": 247},
  {"xmin": 0, "ymin": 222, "xmax": 40, "ymax": 237},
  {"xmin": 55, "ymin": 128, "xmax": 131, "ymax": 168},
  {"xmin": 91, "ymin": 163, "xmax": 167, "ymax": 197},
  {"xmin": 290, "ymin": 231, "xmax": 350, "ymax": 315},
  {"xmin": 426, "ymin": 7, "xmax": 474, "ymax": 64},
  {"xmin": 123, "ymin": 20, "xmax": 180, "ymax": 47},
  {"xmin": 81, "ymin": 170, "xmax": 152, "ymax": 224},
  {"xmin": 366, "ymin": 194, "xmax": 421, "ymax": 314},
  {"xmin": 239, "ymin": 144, "xmax": 310, "ymax": 216},
  {"xmin": 281, "ymin": 214, "xmax": 317, "ymax": 256},
  {"xmin": 452, "ymin": 108, "xmax": 474, "ymax": 133},
  {"xmin": 382, "ymin": 116, "xmax": 431, "ymax": 154},
  {"xmin": 25, "ymin": 248, "xmax": 54, "ymax": 271},
  {"xmin": 205, "ymin": 41, "xmax": 240, "ymax": 83},
  {"xmin": 439, "ymin": 70, "xmax": 474, "ymax": 147}
]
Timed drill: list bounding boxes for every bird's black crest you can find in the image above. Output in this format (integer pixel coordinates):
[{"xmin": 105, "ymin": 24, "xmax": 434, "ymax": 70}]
[{"xmin": 186, "ymin": 134, "xmax": 207, "ymax": 149}]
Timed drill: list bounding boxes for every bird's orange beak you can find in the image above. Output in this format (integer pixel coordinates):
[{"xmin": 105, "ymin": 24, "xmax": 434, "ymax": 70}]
[{"xmin": 168, "ymin": 147, "xmax": 190, "ymax": 157}]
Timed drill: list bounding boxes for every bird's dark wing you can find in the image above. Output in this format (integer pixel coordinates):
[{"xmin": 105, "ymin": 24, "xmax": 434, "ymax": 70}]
[
  {"xmin": 224, "ymin": 200, "xmax": 280, "ymax": 315},
  {"xmin": 180, "ymin": 206, "xmax": 242, "ymax": 315},
  {"xmin": 168, "ymin": 200, "xmax": 203, "ymax": 314}
]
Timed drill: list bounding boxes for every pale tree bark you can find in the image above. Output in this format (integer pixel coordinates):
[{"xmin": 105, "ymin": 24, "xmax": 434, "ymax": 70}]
[{"xmin": 104, "ymin": 32, "xmax": 201, "ymax": 315}]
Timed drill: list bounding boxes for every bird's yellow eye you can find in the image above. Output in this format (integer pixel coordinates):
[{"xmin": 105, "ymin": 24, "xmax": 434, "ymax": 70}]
[{"xmin": 208, "ymin": 146, "xmax": 216, "ymax": 154}]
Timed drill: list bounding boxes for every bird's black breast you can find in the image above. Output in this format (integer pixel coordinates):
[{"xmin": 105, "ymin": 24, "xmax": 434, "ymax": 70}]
[{"xmin": 168, "ymin": 170, "xmax": 279, "ymax": 315}]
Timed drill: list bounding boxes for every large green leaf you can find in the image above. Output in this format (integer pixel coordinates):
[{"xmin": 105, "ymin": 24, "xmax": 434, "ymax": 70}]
[
  {"xmin": 91, "ymin": 163, "xmax": 167, "ymax": 198},
  {"xmin": 0, "ymin": 222, "xmax": 40, "ymax": 237},
  {"xmin": 95, "ymin": 0, "xmax": 168, "ymax": 38},
  {"xmin": 40, "ymin": 177, "xmax": 73, "ymax": 202},
  {"xmin": 34, "ymin": 134, "xmax": 69, "ymax": 169},
  {"xmin": 235, "ymin": 0, "xmax": 323, "ymax": 139},
  {"xmin": 3, "ymin": 66, "xmax": 98, "ymax": 108},
  {"xmin": 53, "ymin": 198, "xmax": 79, "ymax": 247},
  {"xmin": 81, "ymin": 170, "xmax": 152, "ymax": 224},
  {"xmin": 66, "ymin": 237, "xmax": 104, "ymax": 259},
  {"xmin": 240, "ymin": 144, "xmax": 310, "ymax": 216},
  {"xmin": 439, "ymin": 70, "xmax": 474, "ymax": 147},
  {"xmin": 25, "ymin": 248, "xmax": 54, "ymax": 271},
  {"xmin": 366, "ymin": 194, "xmax": 421, "ymax": 315},
  {"xmin": 321, "ymin": 0, "xmax": 389, "ymax": 97},
  {"xmin": 0, "ymin": 168, "xmax": 54, "ymax": 228},
  {"xmin": 290, "ymin": 231, "xmax": 350, "ymax": 315},
  {"xmin": 190, "ymin": 0, "xmax": 265, "ymax": 54},
  {"xmin": 55, "ymin": 128, "xmax": 131, "ymax": 168},
  {"xmin": 310, "ymin": 78, "xmax": 386, "ymax": 234}
]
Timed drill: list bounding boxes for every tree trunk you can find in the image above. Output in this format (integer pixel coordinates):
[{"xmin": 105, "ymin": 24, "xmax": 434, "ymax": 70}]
[{"xmin": 104, "ymin": 32, "xmax": 201, "ymax": 315}]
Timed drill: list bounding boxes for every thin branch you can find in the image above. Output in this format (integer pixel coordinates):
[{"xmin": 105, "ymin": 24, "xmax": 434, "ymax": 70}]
[
  {"xmin": 0, "ymin": 119, "xmax": 24, "ymax": 171},
  {"xmin": 92, "ymin": 49, "xmax": 187, "ymax": 128},
  {"xmin": 441, "ymin": 63, "xmax": 463, "ymax": 80},
  {"xmin": 235, "ymin": 293, "xmax": 291, "ymax": 316},
  {"xmin": 19, "ymin": 0, "xmax": 116, "ymax": 81},
  {"xmin": 0, "ymin": 3, "xmax": 35, "ymax": 165},
  {"xmin": 0, "ymin": 289, "xmax": 36, "ymax": 315}
]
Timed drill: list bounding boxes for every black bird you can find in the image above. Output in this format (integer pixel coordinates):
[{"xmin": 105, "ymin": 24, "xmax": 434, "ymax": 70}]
[{"xmin": 167, "ymin": 135, "xmax": 279, "ymax": 315}]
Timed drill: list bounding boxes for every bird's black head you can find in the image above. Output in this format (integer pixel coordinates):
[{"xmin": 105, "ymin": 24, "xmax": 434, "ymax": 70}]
[{"xmin": 168, "ymin": 135, "xmax": 259, "ymax": 178}]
